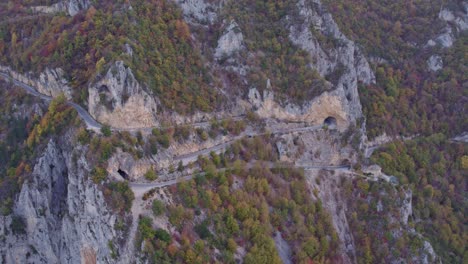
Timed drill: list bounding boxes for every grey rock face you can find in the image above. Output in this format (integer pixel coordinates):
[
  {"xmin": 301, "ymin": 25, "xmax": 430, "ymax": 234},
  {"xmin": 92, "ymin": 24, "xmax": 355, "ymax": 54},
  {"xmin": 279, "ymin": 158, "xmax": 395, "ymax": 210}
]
[
  {"xmin": 427, "ymin": 55, "xmax": 443, "ymax": 72},
  {"xmin": 0, "ymin": 137, "xmax": 118, "ymax": 264},
  {"xmin": 427, "ymin": 27, "xmax": 455, "ymax": 48},
  {"xmin": 0, "ymin": 65, "xmax": 73, "ymax": 100},
  {"xmin": 400, "ymin": 189, "xmax": 413, "ymax": 225},
  {"xmin": 174, "ymin": 0, "xmax": 218, "ymax": 24},
  {"xmin": 427, "ymin": 5, "xmax": 467, "ymax": 48},
  {"xmin": 31, "ymin": 0, "xmax": 90, "ymax": 16},
  {"xmin": 88, "ymin": 61, "xmax": 159, "ymax": 129},
  {"xmin": 37, "ymin": 68, "xmax": 73, "ymax": 100},
  {"xmin": 215, "ymin": 21, "xmax": 244, "ymax": 59},
  {"xmin": 439, "ymin": 7, "xmax": 468, "ymax": 31},
  {"xmin": 67, "ymin": 0, "xmax": 90, "ymax": 16},
  {"xmin": 288, "ymin": 0, "xmax": 375, "ymax": 123}
]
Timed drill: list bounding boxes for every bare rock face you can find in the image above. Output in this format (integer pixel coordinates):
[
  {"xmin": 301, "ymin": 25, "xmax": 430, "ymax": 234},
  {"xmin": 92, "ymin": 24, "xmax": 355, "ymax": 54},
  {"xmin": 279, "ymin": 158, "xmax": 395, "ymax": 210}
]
[
  {"xmin": 427, "ymin": 27, "xmax": 455, "ymax": 48},
  {"xmin": 88, "ymin": 61, "xmax": 159, "ymax": 129},
  {"xmin": 173, "ymin": 0, "xmax": 218, "ymax": 24},
  {"xmin": 400, "ymin": 189, "xmax": 413, "ymax": 225},
  {"xmin": 288, "ymin": 0, "xmax": 375, "ymax": 124},
  {"xmin": 439, "ymin": 7, "xmax": 468, "ymax": 32},
  {"xmin": 67, "ymin": 0, "xmax": 90, "ymax": 16},
  {"xmin": 37, "ymin": 68, "xmax": 73, "ymax": 99},
  {"xmin": 215, "ymin": 21, "xmax": 244, "ymax": 59},
  {"xmin": 107, "ymin": 149, "xmax": 153, "ymax": 181},
  {"xmin": 31, "ymin": 0, "xmax": 90, "ymax": 16},
  {"xmin": 0, "ymin": 65, "xmax": 73, "ymax": 100},
  {"xmin": 427, "ymin": 55, "xmax": 443, "ymax": 72},
  {"xmin": 427, "ymin": 4, "xmax": 468, "ymax": 48},
  {"xmin": 248, "ymin": 85, "xmax": 349, "ymax": 131},
  {"xmin": 0, "ymin": 137, "xmax": 118, "ymax": 264}
]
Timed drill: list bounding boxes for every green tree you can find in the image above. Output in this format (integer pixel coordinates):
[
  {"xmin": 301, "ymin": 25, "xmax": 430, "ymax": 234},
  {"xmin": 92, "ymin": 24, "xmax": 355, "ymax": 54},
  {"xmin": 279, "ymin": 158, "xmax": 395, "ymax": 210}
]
[
  {"xmin": 152, "ymin": 199, "xmax": 165, "ymax": 216},
  {"xmin": 101, "ymin": 125, "xmax": 111, "ymax": 137}
]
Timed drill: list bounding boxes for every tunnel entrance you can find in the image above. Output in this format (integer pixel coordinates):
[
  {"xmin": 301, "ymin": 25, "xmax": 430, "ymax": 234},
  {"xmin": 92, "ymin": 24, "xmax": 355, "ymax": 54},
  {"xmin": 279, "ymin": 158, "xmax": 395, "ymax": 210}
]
[
  {"xmin": 117, "ymin": 168, "xmax": 129, "ymax": 180},
  {"xmin": 323, "ymin": 116, "xmax": 337, "ymax": 129}
]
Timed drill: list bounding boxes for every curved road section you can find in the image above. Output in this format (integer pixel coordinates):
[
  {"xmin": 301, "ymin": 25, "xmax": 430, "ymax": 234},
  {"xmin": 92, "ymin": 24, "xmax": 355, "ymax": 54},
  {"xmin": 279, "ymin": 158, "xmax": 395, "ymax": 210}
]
[{"xmin": 0, "ymin": 72, "xmax": 102, "ymax": 130}]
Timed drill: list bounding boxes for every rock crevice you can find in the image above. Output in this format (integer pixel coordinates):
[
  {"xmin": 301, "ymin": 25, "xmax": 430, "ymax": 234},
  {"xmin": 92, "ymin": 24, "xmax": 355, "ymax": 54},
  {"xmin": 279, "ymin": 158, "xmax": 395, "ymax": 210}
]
[{"xmin": 0, "ymin": 136, "xmax": 118, "ymax": 263}]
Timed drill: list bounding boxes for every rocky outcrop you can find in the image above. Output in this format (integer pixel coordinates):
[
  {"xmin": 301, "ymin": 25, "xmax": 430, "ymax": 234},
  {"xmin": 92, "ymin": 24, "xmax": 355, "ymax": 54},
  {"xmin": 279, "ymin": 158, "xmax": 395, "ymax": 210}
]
[
  {"xmin": 427, "ymin": 27, "xmax": 455, "ymax": 48},
  {"xmin": 88, "ymin": 61, "xmax": 159, "ymax": 129},
  {"xmin": 400, "ymin": 189, "xmax": 412, "ymax": 225},
  {"xmin": 107, "ymin": 149, "xmax": 153, "ymax": 181},
  {"xmin": 215, "ymin": 21, "xmax": 244, "ymax": 59},
  {"xmin": 0, "ymin": 65, "xmax": 73, "ymax": 100},
  {"xmin": 0, "ymin": 136, "xmax": 118, "ymax": 264},
  {"xmin": 288, "ymin": 0, "xmax": 375, "ymax": 124},
  {"xmin": 31, "ymin": 0, "xmax": 90, "ymax": 16},
  {"xmin": 439, "ymin": 6, "xmax": 468, "ymax": 32},
  {"xmin": 307, "ymin": 170, "xmax": 356, "ymax": 264},
  {"xmin": 427, "ymin": 55, "xmax": 443, "ymax": 72},
  {"xmin": 249, "ymin": 84, "xmax": 349, "ymax": 131},
  {"xmin": 173, "ymin": 0, "xmax": 218, "ymax": 24},
  {"xmin": 427, "ymin": 4, "xmax": 468, "ymax": 48}
]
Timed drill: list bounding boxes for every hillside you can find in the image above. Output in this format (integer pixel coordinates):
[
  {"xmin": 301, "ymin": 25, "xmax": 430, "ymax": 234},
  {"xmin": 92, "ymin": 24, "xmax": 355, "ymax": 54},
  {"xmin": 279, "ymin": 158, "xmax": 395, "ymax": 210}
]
[{"xmin": 0, "ymin": 0, "xmax": 466, "ymax": 263}]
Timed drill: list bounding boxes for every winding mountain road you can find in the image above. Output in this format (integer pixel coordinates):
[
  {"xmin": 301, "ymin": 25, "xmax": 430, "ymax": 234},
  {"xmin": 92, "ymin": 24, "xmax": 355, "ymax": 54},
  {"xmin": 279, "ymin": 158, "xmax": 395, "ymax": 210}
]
[
  {"xmin": 129, "ymin": 164, "xmax": 351, "ymax": 197},
  {"xmin": 0, "ymin": 72, "xmax": 103, "ymax": 130},
  {"xmin": 2, "ymin": 71, "xmax": 345, "ymax": 195},
  {"xmin": 0, "ymin": 72, "xmax": 250, "ymax": 132}
]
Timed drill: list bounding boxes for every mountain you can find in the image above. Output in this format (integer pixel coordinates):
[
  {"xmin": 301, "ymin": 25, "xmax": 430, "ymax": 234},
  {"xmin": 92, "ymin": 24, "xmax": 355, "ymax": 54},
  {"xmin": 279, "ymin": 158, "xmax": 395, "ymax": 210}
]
[{"xmin": 0, "ymin": 0, "xmax": 466, "ymax": 263}]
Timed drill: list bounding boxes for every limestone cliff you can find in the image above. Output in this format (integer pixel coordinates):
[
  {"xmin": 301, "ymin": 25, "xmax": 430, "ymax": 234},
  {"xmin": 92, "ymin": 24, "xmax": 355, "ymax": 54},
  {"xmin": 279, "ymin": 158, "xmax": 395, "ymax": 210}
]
[
  {"xmin": 31, "ymin": 0, "xmax": 90, "ymax": 16},
  {"xmin": 0, "ymin": 65, "xmax": 73, "ymax": 100},
  {"xmin": 0, "ymin": 134, "xmax": 120, "ymax": 264},
  {"xmin": 243, "ymin": 0, "xmax": 375, "ymax": 130},
  {"xmin": 287, "ymin": 0, "xmax": 375, "ymax": 123},
  {"xmin": 174, "ymin": 0, "xmax": 219, "ymax": 24},
  {"xmin": 88, "ymin": 61, "xmax": 159, "ymax": 129},
  {"xmin": 215, "ymin": 21, "xmax": 244, "ymax": 59}
]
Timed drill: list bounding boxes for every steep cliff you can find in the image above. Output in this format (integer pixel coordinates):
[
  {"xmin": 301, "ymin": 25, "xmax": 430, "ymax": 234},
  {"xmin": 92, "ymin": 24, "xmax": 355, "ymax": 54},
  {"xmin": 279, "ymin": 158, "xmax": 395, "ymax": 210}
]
[
  {"xmin": 31, "ymin": 0, "xmax": 90, "ymax": 16},
  {"xmin": 0, "ymin": 65, "xmax": 73, "ymax": 100},
  {"xmin": 0, "ymin": 134, "xmax": 120, "ymax": 264},
  {"xmin": 288, "ymin": 0, "xmax": 375, "ymax": 123},
  {"xmin": 88, "ymin": 61, "xmax": 159, "ymax": 129}
]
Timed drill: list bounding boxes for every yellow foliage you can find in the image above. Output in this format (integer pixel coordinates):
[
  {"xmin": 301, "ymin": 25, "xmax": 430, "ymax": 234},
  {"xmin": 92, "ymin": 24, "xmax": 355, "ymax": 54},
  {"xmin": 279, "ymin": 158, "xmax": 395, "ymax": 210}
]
[{"xmin": 461, "ymin": 155, "xmax": 468, "ymax": 170}]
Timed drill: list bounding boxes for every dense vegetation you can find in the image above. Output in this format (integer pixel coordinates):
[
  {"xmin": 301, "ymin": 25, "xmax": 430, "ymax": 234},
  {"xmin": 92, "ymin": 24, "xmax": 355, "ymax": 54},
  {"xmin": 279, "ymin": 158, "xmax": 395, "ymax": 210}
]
[
  {"xmin": 321, "ymin": 2, "xmax": 467, "ymax": 262},
  {"xmin": 187, "ymin": 0, "xmax": 328, "ymax": 104},
  {"xmin": 322, "ymin": 0, "xmax": 467, "ymax": 138},
  {"xmin": 371, "ymin": 135, "xmax": 466, "ymax": 263},
  {"xmin": 137, "ymin": 136, "xmax": 341, "ymax": 263},
  {"xmin": 0, "ymin": 0, "xmax": 219, "ymax": 113},
  {"xmin": 341, "ymin": 176, "xmax": 432, "ymax": 263}
]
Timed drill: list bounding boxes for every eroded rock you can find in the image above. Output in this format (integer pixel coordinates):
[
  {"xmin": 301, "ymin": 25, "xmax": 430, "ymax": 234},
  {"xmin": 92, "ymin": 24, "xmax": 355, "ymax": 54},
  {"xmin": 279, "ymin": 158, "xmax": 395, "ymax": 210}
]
[
  {"xmin": 0, "ymin": 137, "xmax": 118, "ymax": 263},
  {"xmin": 0, "ymin": 65, "xmax": 73, "ymax": 100},
  {"xmin": 88, "ymin": 61, "xmax": 159, "ymax": 129},
  {"xmin": 248, "ymin": 85, "xmax": 349, "ymax": 131},
  {"xmin": 215, "ymin": 21, "xmax": 244, "ymax": 59},
  {"xmin": 427, "ymin": 55, "xmax": 443, "ymax": 72},
  {"xmin": 173, "ymin": 0, "xmax": 218, "ymax": 24},
  {"xmin": 288, "ymin": 0, "xmax": 375, "ymax": 124},
  {"xmin": 31, "ymin": 0, "xmax": 90, "ymax": 16}
]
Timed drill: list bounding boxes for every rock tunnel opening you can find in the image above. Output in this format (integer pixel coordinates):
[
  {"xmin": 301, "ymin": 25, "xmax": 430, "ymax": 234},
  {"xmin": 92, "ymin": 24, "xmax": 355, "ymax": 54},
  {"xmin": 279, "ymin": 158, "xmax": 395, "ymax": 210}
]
[
  {"xmin": 323, "ymin": 116, "xmax": 337, "ymax": 128},
  {"xmin": 117, "ymin": 168, "xmax": 129, "ymax": 180}
]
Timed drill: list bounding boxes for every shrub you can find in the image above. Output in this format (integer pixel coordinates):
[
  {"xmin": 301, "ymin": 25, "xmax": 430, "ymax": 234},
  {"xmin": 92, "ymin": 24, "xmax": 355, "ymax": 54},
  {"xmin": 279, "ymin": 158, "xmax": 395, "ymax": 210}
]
[
  {"xmin": 152, "ymin": 200, "xmax": 165, "ymax": 216},
  {"xmin": 92, "ymin": 167, "xmax": 107, "ymax": 183},
  {"xmin": 155, "ymin": 228, "xmax": 171, "ymax": 243},
  {"xmin": 106, "ymin": 182, "xmax": 135, "ymax": 213},
  {"xmin": 144, "ymin": 169, "xmax": 157, "ymax": 181},
  {"xmin": 101, "ymin": 125, "xmax": 111, "ymax": 137},
  {"xmin": 77, "ymin": 128, "xmax": 90, "ymax": 144}
]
